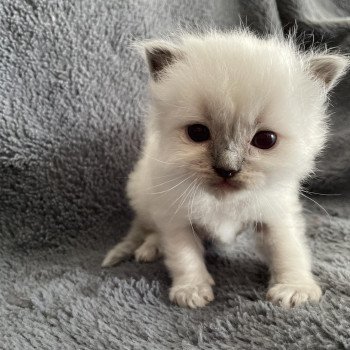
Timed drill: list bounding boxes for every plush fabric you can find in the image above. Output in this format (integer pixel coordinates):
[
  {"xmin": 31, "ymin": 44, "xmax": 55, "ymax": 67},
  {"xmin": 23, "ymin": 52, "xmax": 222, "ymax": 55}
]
[{"xmin": 0, "ymin": 0, "xmax": 349, "ymax": 348}]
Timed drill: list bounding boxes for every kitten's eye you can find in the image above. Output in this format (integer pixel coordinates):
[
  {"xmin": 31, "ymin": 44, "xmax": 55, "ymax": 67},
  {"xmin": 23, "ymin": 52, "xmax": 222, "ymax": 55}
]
[
  {"xmin": 187, "ymin": 124, "xmax": 210, "ymax": 142},
  {"xmin": 251, "ymin": 131, "xmax": 277, "ymax": 149}
]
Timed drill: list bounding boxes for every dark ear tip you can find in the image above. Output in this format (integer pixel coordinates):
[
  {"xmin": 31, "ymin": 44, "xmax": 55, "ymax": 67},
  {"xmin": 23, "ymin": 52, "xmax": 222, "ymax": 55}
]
[
  {"xmin": 146, "ymin": 47, "xmax": 176, "ymax": 80},
  {"xmin": 143, "ymin": 42, "xmax": 182, "ymax": 81}
]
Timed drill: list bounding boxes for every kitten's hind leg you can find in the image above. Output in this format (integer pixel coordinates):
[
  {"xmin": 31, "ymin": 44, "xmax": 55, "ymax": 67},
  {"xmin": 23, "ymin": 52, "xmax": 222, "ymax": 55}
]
[
  {"xmin": 102, "ymin": 219, "xmax": 145, "ymax": 267},
  {"xmin": 135, "ymin": 232, "xmax": 162, "ymax": 263}
]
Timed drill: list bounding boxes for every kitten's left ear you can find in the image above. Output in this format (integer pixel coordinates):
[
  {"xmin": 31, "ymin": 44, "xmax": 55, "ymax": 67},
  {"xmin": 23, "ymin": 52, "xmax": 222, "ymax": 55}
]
[
  {"xmin": 308, "ymin": 54, "xmax": 349, "ymax": 91},
  {"xmin": 139, "ymin": 41, "xmax": 184, "ymax": 81}
]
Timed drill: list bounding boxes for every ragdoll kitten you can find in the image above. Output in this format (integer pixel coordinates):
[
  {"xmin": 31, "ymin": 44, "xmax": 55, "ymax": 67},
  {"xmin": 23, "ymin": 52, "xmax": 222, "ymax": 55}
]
[{"xmin": 102, "ymin": 30, "xmax": 348, "ymax": 309}]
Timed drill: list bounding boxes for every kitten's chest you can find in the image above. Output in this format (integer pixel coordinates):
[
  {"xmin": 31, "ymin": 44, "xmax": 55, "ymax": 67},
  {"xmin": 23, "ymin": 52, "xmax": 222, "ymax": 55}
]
[{"xmin": 193, "ymin": 196, "xmax": 254, "ymax": 244}]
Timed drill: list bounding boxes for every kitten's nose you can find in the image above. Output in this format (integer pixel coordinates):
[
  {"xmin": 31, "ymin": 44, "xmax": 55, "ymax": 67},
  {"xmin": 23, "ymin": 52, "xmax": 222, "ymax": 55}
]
[{"xmin": 213, "ymin": 167, "xmax": 239, "ymax": 179}]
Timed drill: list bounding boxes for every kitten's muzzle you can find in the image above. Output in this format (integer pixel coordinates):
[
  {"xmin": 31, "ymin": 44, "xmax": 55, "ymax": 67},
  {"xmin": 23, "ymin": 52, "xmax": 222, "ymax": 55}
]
[{"xmin": 212, "ymin": 166, "xmax": 240, "ymax": 179}]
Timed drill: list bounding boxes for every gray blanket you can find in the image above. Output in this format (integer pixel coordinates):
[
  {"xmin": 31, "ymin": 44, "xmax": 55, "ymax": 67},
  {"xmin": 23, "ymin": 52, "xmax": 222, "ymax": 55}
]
[{"xmin": 1, "ymin": 0, "xmax": 349, "ymax": 348}]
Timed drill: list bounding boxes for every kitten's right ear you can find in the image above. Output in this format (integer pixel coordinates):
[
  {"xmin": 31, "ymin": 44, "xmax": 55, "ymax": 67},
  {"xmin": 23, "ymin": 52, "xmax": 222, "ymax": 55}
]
[{"xmin": 138, "ymin": 41, "xmax": 183, "ymax": 81}]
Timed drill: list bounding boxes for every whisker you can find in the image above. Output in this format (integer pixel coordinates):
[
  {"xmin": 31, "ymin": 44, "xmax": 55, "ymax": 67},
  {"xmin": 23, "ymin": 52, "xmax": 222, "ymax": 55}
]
[
  {"xmin": 173, "ymin": 178, "xmax": 198, "ymax": 215},
  {"xmin": 131, "ymin": 145, "xmax": 189, "ymax": 167},
  {"xmin": 168, "ymin": 178, "xmax": 198, "ymax": 223},
  {"xmin": 151, "ymin": 172, "xmax": 187, "ymax": 180},
  {"xmin": 148, "ymin": 174, "xmax": 195, "ymax": 195},
  {"xmin": 146, "ymin": 172, "xmax": 190, "ymax": 190},
  {"xmin": 300, "ymin": 189, "xmax": 342, "ymax": 197},
  {"xmin": 299, "ymin": 192, "xmax": 332, "ymax": 225},
  {"xmin": 188, "ymin": 179, "xmax": 203, "ymax": 249}
]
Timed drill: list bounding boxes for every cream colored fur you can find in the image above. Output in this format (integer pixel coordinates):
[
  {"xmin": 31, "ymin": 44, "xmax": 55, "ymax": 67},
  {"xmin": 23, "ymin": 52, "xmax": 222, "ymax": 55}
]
[{"xmin": 102, "ymin": 30, "xmax": 348, "ymax": 309}]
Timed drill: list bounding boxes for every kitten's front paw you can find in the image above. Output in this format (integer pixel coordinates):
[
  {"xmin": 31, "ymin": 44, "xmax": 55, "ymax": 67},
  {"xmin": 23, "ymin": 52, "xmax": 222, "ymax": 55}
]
[
  {"xmin": 267, "ymin": 281, "xmax": 322, "ymax": 308},
  {"xmin": 134, "ymin": 241, "xmax": 160, "ymax": 262},
  {"xmin": 170, "ymin": 283, "xmax": 214, "ymax": 308}
]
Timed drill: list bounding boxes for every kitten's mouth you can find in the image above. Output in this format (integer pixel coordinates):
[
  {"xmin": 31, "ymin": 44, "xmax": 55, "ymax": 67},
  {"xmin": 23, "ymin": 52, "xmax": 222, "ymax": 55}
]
[{"xmin": 212, "ymin": 179, "xmax": 243, "ymax": 192}]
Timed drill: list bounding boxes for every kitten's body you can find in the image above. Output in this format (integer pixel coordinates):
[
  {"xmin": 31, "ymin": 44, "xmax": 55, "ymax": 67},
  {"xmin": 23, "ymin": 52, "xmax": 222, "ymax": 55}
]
[{"xmin": 103, "ymin": 30, "xmax": 348, "ymax": 308}]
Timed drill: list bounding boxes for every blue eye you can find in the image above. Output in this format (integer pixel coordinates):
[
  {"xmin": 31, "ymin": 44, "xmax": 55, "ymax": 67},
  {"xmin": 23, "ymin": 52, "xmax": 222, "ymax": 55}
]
[
  {"xmin": 187, "ymin": 124, "xmax": 210, "ymax": 142},
  {"xmin": 251, "ymin": 131, "xmax": 277, "ymax": 149}
]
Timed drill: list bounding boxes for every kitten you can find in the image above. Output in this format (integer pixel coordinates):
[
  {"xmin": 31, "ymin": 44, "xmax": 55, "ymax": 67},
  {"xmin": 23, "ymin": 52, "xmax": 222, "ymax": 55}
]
[{"xmin": 102, "ymin": 30, "xmax": 349, "ymax": 309}]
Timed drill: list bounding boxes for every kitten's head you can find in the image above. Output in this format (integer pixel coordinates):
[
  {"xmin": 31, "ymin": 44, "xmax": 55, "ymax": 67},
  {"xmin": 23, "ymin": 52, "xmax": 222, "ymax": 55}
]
[{"xmin": 141, "ymin": 31, "xmax": 348, "ymax": 194}]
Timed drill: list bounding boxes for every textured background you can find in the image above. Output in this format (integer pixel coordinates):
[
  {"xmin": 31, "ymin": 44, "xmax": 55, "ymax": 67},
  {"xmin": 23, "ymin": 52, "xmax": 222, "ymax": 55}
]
[{"xmin": 0, "ymin": 0, "xmax": 349, "ymax": 349}]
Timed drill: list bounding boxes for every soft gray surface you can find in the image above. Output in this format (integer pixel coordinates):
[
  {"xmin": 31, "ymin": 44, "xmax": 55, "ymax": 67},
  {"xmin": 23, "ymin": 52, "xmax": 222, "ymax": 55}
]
[{"xmin": 0, "ymin": 0, "xmax": 349, "ymax": 349}]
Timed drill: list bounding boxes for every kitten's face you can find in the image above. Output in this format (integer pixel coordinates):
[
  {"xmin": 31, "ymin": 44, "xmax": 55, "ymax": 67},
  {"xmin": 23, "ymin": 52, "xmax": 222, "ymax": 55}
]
[
  {"xmin": 154, "ymin": 90, "xmax": 313, "ymax": 195},
  {"xmin": 144, "ymin": 33, "xmax": 347, "ymax": 195}
]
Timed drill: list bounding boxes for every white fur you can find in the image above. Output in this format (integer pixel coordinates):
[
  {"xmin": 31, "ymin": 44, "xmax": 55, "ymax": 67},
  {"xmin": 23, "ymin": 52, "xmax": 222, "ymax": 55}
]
[{"xmin": 102, "ymin": 30, "xmax": 348, "ymax": 309}]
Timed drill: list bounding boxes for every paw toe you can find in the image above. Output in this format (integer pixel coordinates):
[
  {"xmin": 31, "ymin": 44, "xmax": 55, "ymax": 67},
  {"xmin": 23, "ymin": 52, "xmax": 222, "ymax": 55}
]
[
  {"xmin": 135, "ymin": 244, "xmax": 159, "ymax": 262},
  {"xmin": 170, "ymin": 283, "xmax": 214, "ymax": 308},
  {"xmin": 267, "ymin": 282, "xmax": 322, "ymax": 308}
]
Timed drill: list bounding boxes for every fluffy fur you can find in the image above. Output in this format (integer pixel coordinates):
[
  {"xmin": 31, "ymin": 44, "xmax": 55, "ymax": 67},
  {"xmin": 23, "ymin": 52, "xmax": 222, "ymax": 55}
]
[{"xmin": 102, "ymin": 30, "xmax": 349, "ymax": 309}]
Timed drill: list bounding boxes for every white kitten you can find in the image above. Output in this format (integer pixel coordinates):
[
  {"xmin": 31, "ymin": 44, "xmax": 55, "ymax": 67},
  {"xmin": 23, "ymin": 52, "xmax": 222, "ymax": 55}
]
[{"xmin": 102, "ymin": 30, "xmax": 348, "ymax": 309}]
